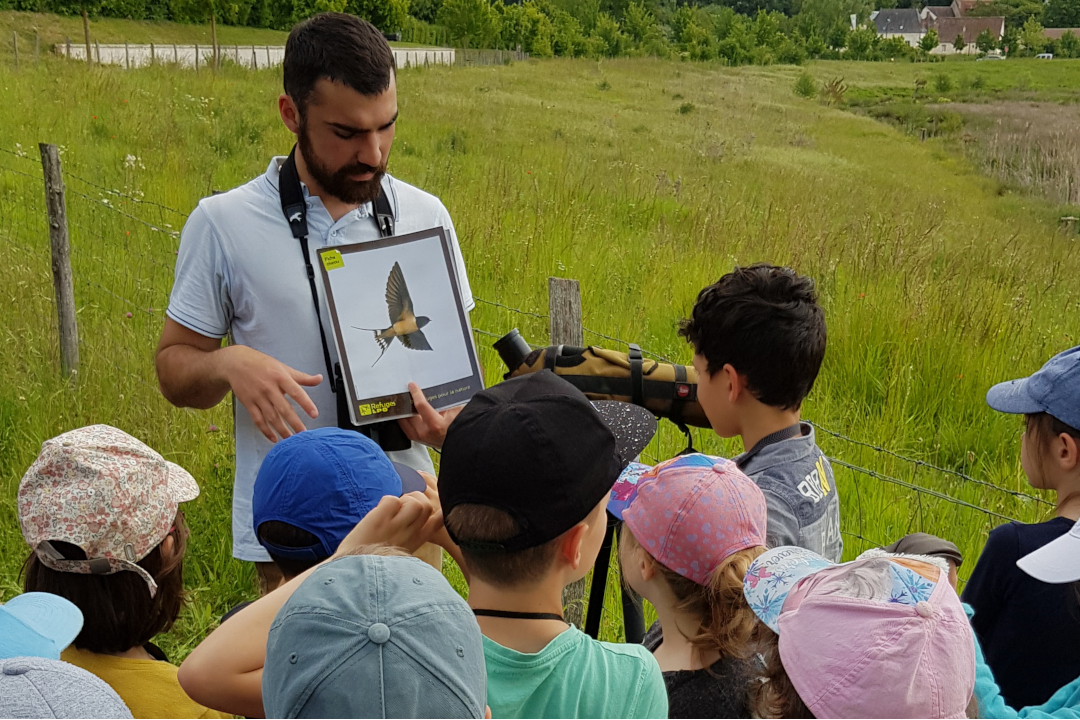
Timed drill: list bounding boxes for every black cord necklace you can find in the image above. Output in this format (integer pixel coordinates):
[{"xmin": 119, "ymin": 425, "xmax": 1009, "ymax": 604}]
[{"xmin": 472, "ymin": 609, "xmax": 566, "ymax": 622}]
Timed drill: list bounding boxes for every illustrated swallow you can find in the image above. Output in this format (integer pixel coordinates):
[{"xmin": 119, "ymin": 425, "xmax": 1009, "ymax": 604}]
[{"xmin": 353, "ymin": 262, "xmax": 433, "ymax": 366}]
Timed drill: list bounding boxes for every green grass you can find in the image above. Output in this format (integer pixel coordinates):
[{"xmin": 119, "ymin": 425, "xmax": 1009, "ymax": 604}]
[{"xmin": 1, "ymin": 53, "xmax": 1079, "ymax": 657}]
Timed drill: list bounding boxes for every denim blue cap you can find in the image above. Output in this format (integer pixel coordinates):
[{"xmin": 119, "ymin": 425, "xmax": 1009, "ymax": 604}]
[
  {"xmin": 253, "ymin": 428, "xmax": 427, "ymax": 561},
  {"xmin": 986, "ymin": 345, "xmax": 1080, "ymax": 430},
  {"xmin": 0, "ymin": 593, "xmax": 83, "ymax": 661},
  {"xmin": 263, "ymin": 555, "xmax": 486, "ymax": 718}
]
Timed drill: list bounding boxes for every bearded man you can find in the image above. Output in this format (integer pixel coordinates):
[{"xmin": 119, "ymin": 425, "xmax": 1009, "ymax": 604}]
[{"xmin": 155, "ymin": 13, "xmax": 472, "ymax": 589}]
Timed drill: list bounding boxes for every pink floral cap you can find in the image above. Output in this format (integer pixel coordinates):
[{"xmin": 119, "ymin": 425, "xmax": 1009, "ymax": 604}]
[
  {"xmin": 611, "ymin": 453, "xmax": 767, "ymax": 585},
  {"xmin": 17, "ymin": 425, "xmax": 200, "ymax": 598}
]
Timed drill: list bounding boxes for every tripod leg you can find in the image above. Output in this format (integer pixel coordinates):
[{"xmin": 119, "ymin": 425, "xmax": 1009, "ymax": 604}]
[{"xmin": 584, "ymin": 512, "xmax": 617, "ymax": 639}]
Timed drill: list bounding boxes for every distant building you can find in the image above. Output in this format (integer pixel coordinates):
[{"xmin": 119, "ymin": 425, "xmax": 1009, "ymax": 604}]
[
  {"xmin": 919, "ymin": 5, "xmax": 956, "ymax": 23},
  {"xmin": 929, "ymin": 16, "xmax": 1006, "ymax": 53},
  {"xmin": 1043, "ymin": 28, "xmax": 1080, "ymax": 40},
  {"xmin": 872, "ymin": 8, "xmax": 925, "ymax": 46}
]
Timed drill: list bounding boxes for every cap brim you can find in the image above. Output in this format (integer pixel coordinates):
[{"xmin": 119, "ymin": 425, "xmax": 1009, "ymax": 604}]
[
  {"xmin": 165, "ymin": 461, "xmax": 200, "ymax": 503},
  {"xmin": 392, "ymin": 462, "xmax": 428, "ymax": 495},
  {"xmin": 609, "ymin": 463, "xmax": 652, "ymax": 521},
  {"xmin": 986, "ymin": 378, "xmax": 1044, "ymax": 416},
  {"xmin": 0, "ymin": 592, "xmax": 83, "ymax": 659},
  {"xmin": 1017, "ymin": 522, "xmax": 1080, "ymax": 583},
  {"xmin": 592, "ymin": 402, "xmax": 658, "ymax": 464},
  {"xmin": 744, "ymin": 546, "xmax": 835, "ymax": 633}
]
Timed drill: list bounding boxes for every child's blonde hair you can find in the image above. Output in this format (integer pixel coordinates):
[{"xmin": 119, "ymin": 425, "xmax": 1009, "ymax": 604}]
[{"xmin": 621, "ymin": 525, "xmax": 766, "ymax": 665}]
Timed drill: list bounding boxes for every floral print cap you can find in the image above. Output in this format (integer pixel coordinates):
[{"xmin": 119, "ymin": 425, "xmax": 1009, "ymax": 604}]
[{"xmin": 17, "ymin": 425, "xmax": 200, "ymax": 598}]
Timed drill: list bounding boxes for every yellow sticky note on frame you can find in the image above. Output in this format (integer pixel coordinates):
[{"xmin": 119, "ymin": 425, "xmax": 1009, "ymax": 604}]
[{"xmin": 322, "ymin": 250, "xmax": 345, "ymax": 271}]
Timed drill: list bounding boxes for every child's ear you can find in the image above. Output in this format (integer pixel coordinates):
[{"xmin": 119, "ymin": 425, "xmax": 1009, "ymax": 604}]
[
  {"xmin": 724, "ymin": 363, "xmax": 743, "ymax": 403},
  {"xmin": 1059, "ymin": 432, "xmax": 1079, "ymax": 472},
  {"xmin": 560, "ymin": 523, "xmax": 589, "ymax": 571},
  {"xmin": 160, "ymin": 534, "xmax": 177, "ymax": 561},
  {"xmin": 636, "ymin": 545, "xmax": 657, "ymax": 583}
]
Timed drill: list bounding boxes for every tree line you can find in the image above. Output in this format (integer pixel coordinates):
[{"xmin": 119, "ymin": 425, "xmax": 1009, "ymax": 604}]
[{"xmin": 5, "ymin": 0, "xmax": 1080, "ymax": 63}]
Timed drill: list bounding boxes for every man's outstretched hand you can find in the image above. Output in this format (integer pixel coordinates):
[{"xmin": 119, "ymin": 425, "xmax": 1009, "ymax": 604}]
[
  {"xmin": 398, "ymin": 381, "xmax": 463, "ymax": 449},
  {"xmin": 223, "ymin": 346, "xmax": 322, "ymax": 443}
]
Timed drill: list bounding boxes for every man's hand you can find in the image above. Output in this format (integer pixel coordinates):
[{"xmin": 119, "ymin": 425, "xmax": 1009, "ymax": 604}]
[
  {"xmin": 398, "ymin": 382, "xmax": 463, "ymax": 449},
  {"xmin": 222, "ymin": 345, "xmax": 323, "ymax": 443},
  {"xmin": 334, "ymin": 493, "xmax": 441, "ymax": 557}
]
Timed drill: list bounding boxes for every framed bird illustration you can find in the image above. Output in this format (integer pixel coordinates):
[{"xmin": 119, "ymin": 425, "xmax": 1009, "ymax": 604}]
[{"xmin": 317, "ymin": 227, "xmax": 484, "ymax": 426}]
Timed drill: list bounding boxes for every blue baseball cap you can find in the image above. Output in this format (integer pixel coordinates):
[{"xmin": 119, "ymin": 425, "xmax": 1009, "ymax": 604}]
[
  {"xmin": 0, "ymin": 593, "xmax": 83, "ymax": 661},
  {"xmin": 263, "ymin": 554, "xmax": 486, "ymax": 718},
  {"xmin": 253, "ymin": 428, "xmax": 428, "ymax": 561},
  {"xmin": 986, "ymin": 345, "xmax": 1080, "ymax": 430}
]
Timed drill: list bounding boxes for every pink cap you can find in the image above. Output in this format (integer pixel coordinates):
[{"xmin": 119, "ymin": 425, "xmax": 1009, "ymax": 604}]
[
  {"xmin": 611, "ymin": 453, "xmax": 767, "ymax": 584},
  {"xmin": 17, "ymin": 425, "xmax": 200, "ymax": 598},
  {"xmin": 745, "ymin": 547, "xmax": 976, "ymax": 718}
]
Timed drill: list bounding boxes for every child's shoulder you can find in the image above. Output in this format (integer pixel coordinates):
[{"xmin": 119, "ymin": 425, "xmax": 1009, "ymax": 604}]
[{"xmin": 991, "ymin": 517, "xmax": 1074, "ymax": 556}]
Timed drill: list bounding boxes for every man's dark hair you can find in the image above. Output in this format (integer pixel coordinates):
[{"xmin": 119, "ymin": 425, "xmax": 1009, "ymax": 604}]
[
  {"xmin": 22, "ymin": 511, "xmax": 187, "ymax": 655},
  {"xmin": 444, "ymin": 505, "xmax": 563, "ymax": 588},
  {"xmin": 283, "ymin": 12, "xmax": 396, "ymax": 114},
  {"xmin": 679, "ymin": 264, "xmax": 826, "ymax": 410},
  {"xmin": 257, "ymin": 520, "xmax": 326, "ymax": 579}
]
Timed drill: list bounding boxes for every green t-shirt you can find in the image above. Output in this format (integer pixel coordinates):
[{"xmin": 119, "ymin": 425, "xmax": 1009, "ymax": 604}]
[{"xmin": 483, "ymin": 626, "xmax": 669, "ymax": 719}]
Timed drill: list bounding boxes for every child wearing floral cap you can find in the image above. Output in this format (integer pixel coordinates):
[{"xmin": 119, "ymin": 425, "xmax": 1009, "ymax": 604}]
[
  {"xmin": 18, "ymin": 425, "xmax": 226, "ymax": 719},
  {"xmin": 612, "ymin": 453, "xmax": 769, "ymax": 718},
  {"xmin": 743, "ymin": 546, "xmax": 977, "ymax": 718}
]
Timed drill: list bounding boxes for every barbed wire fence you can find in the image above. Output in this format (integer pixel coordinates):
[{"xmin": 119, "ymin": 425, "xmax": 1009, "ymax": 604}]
[{"xmin": 0, "ymin": 141, "xmax": 1051, "ymax": 628}]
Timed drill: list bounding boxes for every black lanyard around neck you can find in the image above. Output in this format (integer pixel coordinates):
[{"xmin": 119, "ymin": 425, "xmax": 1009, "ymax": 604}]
[
  {"xmin": 277, "ymin": 146, "xmax": 395, "ymax": 386},
  {"xmin": 473, "ymin": 609, "xmax": 566, "ymax": 622}
]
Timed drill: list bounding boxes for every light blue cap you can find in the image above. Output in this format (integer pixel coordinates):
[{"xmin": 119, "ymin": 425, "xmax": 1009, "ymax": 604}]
[
  {"xmin": 263, "ymin": 555, "xmax": 486, "ymax": 718},
  {"xmin": 986, "ymin": 345, "xmax": 1080, "ymax": 430},
  {"xmin": 0, "ymin": 593, "xmax": 83, "ymax": 661}
]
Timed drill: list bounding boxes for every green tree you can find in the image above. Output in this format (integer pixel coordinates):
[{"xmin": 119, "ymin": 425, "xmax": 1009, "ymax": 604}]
[
  {"xmin": 622, "ymin": 0, "xmax": 661, "ymax": 45},
  {"xmin": 797, "ymin": 0, "xmax": 872, "ymax": 37},
  {"xmin": 589, "ymin": 11, "xmax": 627, "ymax": 55},
  {"xmin": 438, "ymin": 0, "xmax": 501, "ymax": 47},
  {"xmin": 919, "ymin": 26, "xmax": 939, "ymax": 52},
  {"xmin": 410, "ymin": 0, "xmax": 442, "ymax": 22},
  {"xmin": 1019, "ymin": 15, "xmax": 1046, "ymax": 53},
  {"xmin": 1043, "ymin": 0, "xmax": 1080, "ymax": 29},
  {"xmin": 826, "ymin": 22, "xmax": 850, "ymax": 49},
  {"xmin": 847, "ymin": 24, "xmax": 876, "ymax": 57},
  {"xmin": 349, "ymin": 0, "xmax": 410, "ymax": 31},
  {"xmin": 1059, "ymin": 29, "xmax": 1080, "ymax": 57},
  {"xmin": 975, "ymin": 28, "xmax": 997, "ymax": 51},
  {"xmin": 953, "ymin": 32, "xmax": 966, "ymax": 51}
]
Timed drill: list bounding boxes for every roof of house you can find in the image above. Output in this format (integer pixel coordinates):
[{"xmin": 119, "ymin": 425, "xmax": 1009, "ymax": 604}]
[
  {"xmin": 921, "ymin": 5, "xmax": 956, "ymax": 19},
  {"xmin": 874, "ymin": 8, "xmax": 923, "ymax": 34},
  {"xmin": 1044, "ymin": 28, "xmax": 1080, "ymax": 39},
  {"xmin": 954, "ymin": 0, "xmax": 983, "ymax": 15},
  {"xmin": 931, "ymin": 16, "xmax": 1005, "ymax": 42}
]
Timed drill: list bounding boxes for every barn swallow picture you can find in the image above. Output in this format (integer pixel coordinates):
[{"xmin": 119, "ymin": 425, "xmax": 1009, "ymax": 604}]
[{"xmin": 354, "ymin": 262, "xmax": 433, "ymax": 366}]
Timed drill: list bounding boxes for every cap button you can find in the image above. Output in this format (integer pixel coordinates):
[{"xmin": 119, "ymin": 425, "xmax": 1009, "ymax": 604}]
[
  {"xmin": 3, "ymin": 660, "xmax": 31, "ymax": 676},
  {"xmin": 368, "ymin": 622, "xmax": 391, "ymax": 644},
  {"xmin": 915, "ymin": 601, "xmax": 934, "ymax": 618}
]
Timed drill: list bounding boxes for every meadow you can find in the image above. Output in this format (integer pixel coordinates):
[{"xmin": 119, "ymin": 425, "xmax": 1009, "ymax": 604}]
[{"xmin": 1, "ymin": 46, "xmax": 1078, "ymax": 656}]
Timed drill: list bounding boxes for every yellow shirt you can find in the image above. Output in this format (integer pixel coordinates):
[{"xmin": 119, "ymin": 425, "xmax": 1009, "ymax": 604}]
[{"xmin": 62, "ymin": 647, "xmax": 229, "ymax": 719}]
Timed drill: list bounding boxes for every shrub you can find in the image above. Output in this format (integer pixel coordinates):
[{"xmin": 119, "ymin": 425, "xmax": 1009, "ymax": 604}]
[
  {"xmin": 933, "ymin": 72, "xmax": 953, "ymax": 93},
  {"xmin": 793, "ymin": 71, "xmax": 817, "ymax": 98},
  {"xmin": 678, "ymin": 102, "xmax": 696, "ymax": 114}
]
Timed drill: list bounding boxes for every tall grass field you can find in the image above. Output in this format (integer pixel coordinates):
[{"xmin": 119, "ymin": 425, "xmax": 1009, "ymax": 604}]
[{"xmin": 1, "ymin": 44, "xmax": 1079, "ymax": 656}]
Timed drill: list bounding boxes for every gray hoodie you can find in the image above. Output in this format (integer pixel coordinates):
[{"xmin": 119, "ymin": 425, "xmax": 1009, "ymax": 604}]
[{"xmin": 735, "ymin": 423, "xmax": 843, "ymax": 562}]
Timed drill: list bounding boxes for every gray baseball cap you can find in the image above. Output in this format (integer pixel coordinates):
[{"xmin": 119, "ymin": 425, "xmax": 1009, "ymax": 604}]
[
  {"xmin": 0, "ymin": 656, "xmax": 133, "ymax": 719},
  {"xmin": 263, "ymin": 554, "xmax": 486, "ymax": 718}
]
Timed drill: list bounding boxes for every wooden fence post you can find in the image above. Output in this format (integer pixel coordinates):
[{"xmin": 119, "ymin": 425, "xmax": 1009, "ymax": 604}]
[
  {"xmin": 150, "ymin": 42, "xmax": 155, "ymax": 64},
  {"xmin": 34, "ymin": 31, "xmax": 39, "ymax": 63},
  {"xmin": 124, "ymin": 41, "xmax": 130, "ymax": 69},
  {"xmin": 173, "ymin": 43, "xmax": 178, "ymax": 65},
  {"xmin": 252, "ymin": 46, "xmax": 257, "ymax": 70},
  {"xmin": 12, "ymin": 31, "xmax": 17, "ymax": 70},
  {"xmin": 39, "ymin": 143, "xmax": 80, "ymax": 381},
  {"xmin": 65, "ymin": 36, "xmax": 71, "ymax": 60},
  {"xmin": 194, "ymin": 43, "xmax": 199, "ymax": 73},
  {"xmin": 94, "ymin": 40, "xmax": 100, "ymax": 64},
  {"xmin": 549, "ymin": 277, "xmax": 588, "ymax": 628}
]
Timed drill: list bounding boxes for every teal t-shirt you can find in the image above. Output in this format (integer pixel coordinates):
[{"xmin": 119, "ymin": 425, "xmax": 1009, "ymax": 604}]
[{"xmin": 483, "ymin": 626, "xmax": 668, "ymax": 719}]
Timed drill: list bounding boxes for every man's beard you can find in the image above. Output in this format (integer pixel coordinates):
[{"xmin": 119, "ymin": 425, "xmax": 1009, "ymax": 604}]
[{"xmin": 297, "ymin": 122, "xmax": 386, "ymax": 205}]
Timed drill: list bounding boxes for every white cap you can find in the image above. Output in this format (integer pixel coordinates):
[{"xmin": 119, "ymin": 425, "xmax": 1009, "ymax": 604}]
[{"xmin": 1016, "ymin": 517, "xmax": 1080, "ymax": 583}]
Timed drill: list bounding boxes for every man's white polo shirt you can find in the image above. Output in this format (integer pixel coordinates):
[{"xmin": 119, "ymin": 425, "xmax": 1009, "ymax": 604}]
[{"xmin": 167, "ymin": 158, "xmax": 474, "ymax": 561}]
